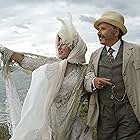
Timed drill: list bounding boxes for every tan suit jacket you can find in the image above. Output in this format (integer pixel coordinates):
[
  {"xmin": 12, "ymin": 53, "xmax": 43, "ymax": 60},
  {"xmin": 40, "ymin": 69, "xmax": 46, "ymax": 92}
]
[{"xmin": 84, "ymin": 41, "xmax": 140, "ymax": 127}]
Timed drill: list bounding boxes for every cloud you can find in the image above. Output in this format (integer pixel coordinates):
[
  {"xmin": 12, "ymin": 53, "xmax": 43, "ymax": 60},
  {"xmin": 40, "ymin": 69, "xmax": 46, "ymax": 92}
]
[
  {"xmin": 0, "ymin": 0, "xmax": 139, "ymax": 56},
  {"xmin": 79, "ymin": 15, "xmax": 96, "ymax": 24}
]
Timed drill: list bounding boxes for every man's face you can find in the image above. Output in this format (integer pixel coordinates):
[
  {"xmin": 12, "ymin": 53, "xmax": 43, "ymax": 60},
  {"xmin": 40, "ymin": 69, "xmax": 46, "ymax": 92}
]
[{"xmin": 97, "ymin": 22, "xmax": 118, "ymax": 46}]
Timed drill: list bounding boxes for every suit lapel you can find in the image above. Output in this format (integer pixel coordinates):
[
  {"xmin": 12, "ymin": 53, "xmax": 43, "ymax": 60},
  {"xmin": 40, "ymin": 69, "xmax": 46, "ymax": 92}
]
[
  {"xmin": 94, "ymin": 47, "xmax": 104, "ymax": 75},
  {"xmin": 93, "ymin": 41, "xmax": 133, "ymax": 75},
  {"xmin": 122, "ymin": 41, "xmax": 133, "ymax": 74}
]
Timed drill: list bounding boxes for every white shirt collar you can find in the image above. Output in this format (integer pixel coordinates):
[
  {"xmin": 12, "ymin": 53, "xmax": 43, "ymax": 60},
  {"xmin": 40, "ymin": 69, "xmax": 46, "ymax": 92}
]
[{"xmin": 106, "ymin": 40, "xmax": 121, "ymax": 58}]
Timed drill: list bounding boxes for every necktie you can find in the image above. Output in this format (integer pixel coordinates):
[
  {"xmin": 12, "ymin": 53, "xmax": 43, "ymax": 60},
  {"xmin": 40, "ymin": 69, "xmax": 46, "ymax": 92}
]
[{"xmin": 107, "ymin": 47, "xmax": 115, "ymax": 64}]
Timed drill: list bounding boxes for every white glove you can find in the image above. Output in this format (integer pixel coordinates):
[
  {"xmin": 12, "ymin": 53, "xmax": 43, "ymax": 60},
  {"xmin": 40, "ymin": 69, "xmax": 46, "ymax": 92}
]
[
  {"xmin": 0, "ymin": 45, "xmax": 13, "ymax": 63},
  {"xmin": 0, "ymin": 44, "xmax": 5, "ymax": 53}
]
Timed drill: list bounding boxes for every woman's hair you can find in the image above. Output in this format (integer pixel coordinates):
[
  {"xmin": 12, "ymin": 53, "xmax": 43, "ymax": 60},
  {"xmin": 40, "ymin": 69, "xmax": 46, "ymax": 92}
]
[{"xmin": 56, "ymin": 34, "xmax": 78, "ymax": 50}]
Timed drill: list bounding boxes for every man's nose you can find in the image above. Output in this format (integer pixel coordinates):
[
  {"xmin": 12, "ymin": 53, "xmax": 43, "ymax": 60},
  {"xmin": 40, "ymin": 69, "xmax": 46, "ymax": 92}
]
[{"xmin": 97, "ymin": 30, "xmax": 101, "ymax": 36}]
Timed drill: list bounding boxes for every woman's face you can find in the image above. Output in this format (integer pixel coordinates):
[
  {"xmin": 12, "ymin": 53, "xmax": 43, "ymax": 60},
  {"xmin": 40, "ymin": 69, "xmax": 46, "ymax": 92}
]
[{"xmin": 57, "ymin": 39, "xmax": 71, "ymax": 60}]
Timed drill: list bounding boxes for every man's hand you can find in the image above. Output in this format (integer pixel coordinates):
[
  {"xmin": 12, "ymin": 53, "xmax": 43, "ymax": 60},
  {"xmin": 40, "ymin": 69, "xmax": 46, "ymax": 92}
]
[{"xmin": 93, "ymin": 77, "xmax": 112, "ymax": 89}]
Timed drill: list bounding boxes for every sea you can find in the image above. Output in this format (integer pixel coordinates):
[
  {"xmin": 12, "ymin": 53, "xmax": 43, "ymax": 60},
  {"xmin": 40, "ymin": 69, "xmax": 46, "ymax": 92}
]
[{"xmin": 0, "ymin": 69, "xmax": 31, "ymax": 123}]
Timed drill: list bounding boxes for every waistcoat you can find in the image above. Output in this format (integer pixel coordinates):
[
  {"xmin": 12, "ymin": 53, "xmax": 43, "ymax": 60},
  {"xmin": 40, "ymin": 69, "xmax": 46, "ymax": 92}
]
[{"xmin": 98, "ymin": 42, "xmax": 128, "ymax": 107}]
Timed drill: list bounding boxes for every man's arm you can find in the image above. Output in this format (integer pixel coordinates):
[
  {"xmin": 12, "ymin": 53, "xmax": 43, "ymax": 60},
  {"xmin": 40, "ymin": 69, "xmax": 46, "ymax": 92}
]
[
  {"xmin": 84, "ymin": 53, "xmax": 96, "ymax": 92},
  {"xmin": 84, "ymin": 53, "xmax": 112, "ymax": 92}
]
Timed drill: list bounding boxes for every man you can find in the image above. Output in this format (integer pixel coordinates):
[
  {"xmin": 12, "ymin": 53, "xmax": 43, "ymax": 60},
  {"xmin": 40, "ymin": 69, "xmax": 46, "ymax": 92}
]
[{"xmin": 84, "ymin": 11, "xmax": 140, "ymax": 140}]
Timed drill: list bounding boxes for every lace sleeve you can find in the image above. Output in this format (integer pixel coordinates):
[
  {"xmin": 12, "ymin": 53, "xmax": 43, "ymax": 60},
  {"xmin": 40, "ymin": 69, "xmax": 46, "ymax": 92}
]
[{"xmin": 20, "ymin": 55, "xmax": 58, "ymax": 71}]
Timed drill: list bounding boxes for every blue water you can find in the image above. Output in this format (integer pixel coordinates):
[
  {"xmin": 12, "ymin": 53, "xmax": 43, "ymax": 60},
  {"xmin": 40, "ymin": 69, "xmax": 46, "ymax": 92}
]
[{"xmin": 0, "ymin": 69, "xmax": 31, "ymax": 123}]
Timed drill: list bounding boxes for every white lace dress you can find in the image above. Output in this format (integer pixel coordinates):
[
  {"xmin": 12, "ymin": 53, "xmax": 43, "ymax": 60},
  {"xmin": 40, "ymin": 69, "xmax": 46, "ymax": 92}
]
[
  {"xmin": 19, "ymin": 56, "xmax": 88, "ymax": 140},
  {"xmin": 49, "ymin": 64, "xmax": 84, "ymax": 140}
]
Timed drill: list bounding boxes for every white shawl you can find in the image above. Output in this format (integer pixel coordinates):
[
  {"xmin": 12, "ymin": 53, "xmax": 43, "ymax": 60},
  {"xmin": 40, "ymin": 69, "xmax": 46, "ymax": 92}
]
[{"xmin": 10, "ymin": 33, "xmax": 87, "ymax": 140}]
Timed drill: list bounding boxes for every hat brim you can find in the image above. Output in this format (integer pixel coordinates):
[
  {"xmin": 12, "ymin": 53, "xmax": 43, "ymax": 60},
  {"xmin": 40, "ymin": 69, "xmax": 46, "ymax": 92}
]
[{"xmin": 94, "ymin": 18, "xmax": 127, "ymax": 35}]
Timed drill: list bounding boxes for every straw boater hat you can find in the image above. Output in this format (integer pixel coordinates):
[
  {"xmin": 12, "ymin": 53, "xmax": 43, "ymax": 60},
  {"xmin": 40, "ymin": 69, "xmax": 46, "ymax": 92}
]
[{"xmin": 94, "ymin": 11, "xmax": 127, "ymax": 35}]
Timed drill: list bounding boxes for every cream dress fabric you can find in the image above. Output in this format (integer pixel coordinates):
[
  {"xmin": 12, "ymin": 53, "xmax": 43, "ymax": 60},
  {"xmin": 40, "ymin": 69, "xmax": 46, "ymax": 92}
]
[{"xmin": 10, "ymin": 31, "xmax": 88, "ymax": 140}]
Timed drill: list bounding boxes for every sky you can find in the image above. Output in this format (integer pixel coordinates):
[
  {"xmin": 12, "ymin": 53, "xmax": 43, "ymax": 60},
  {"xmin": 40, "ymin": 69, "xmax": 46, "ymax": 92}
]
[{"xmin": 0, "ymin": 0, "xmax": 140, "ymax": 61}]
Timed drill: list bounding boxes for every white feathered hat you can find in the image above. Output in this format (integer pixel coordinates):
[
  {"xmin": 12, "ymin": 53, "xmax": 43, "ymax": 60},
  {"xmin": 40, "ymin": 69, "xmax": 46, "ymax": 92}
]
[{"xmin": 57, "ymin": 15, "xmax": 78, "ymax": 46}]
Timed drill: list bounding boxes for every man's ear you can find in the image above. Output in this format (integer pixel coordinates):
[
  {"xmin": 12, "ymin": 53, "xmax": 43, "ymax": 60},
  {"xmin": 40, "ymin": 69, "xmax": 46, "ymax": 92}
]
[{"xmin": 114, "ymin": 27, "xmax": 120, "ymax": 37}]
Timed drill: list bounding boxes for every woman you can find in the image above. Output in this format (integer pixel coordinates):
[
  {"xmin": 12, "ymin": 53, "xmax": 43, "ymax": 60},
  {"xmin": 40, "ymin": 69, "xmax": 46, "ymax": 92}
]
[{"xmin": 1, "ymin": 17, "xmax": 91, "ymax": 140}]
